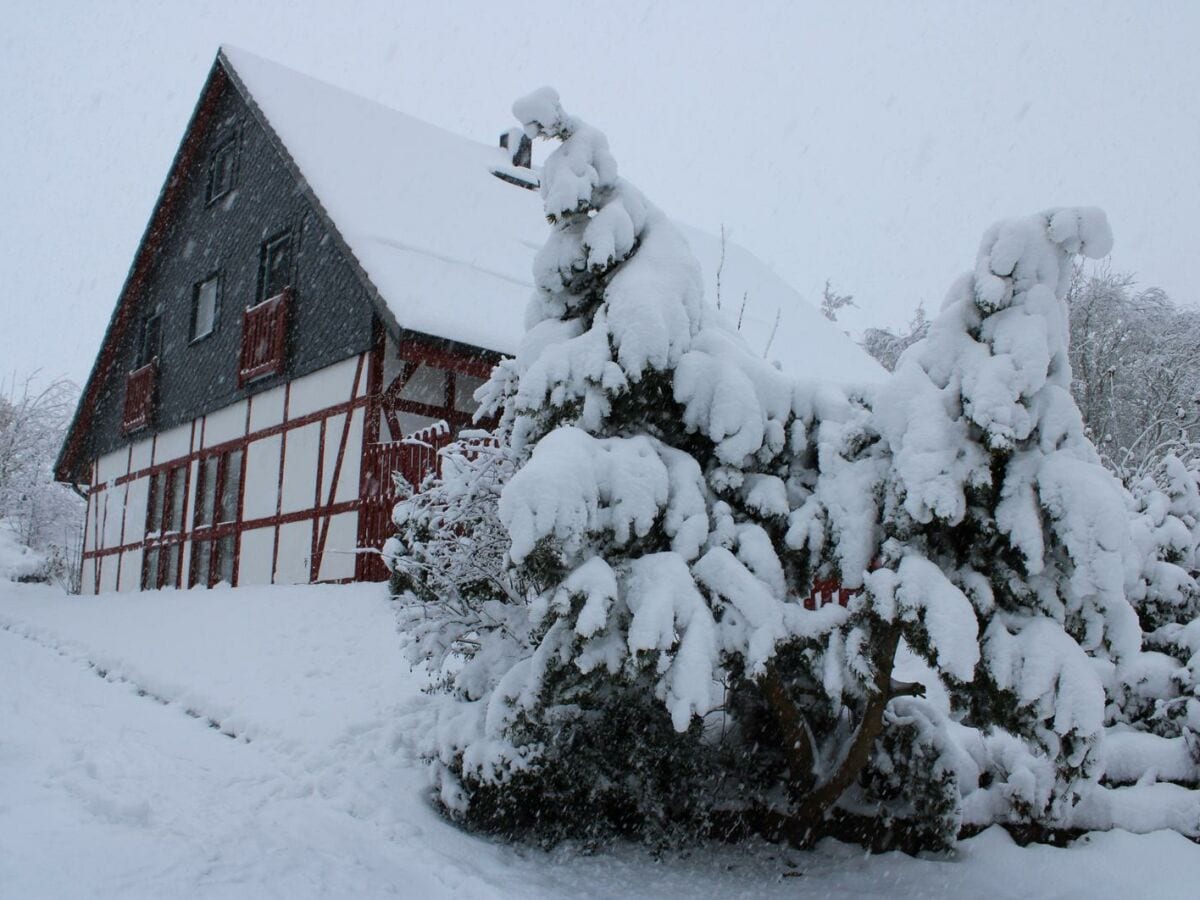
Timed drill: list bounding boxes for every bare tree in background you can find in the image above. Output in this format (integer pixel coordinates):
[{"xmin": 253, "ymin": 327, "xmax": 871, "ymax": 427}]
[
  {"xmin": 819, "ymin": 278, "xmax": 856, "ymax": 322},
  {"xmin": 0, "ymin": 374, "xmax": 84, "ymax": 589},
  {"xmin": 1066, "ymin": 266, "xmax": 1200, "ymax": 484},
  {"xmin": 860, "ymin": 304, "xmax": 930, "ymax": 372}
]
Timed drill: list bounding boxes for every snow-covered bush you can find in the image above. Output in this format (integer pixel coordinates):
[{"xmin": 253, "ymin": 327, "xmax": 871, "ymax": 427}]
[
  {"xmin": 385, "ymin": 431, "xmax": 530, "ymax": 695},
  {"xmin": 1128, "ymin": 455, "xmax": 1200, "ymax": 634},
  {"xmin": 859, "ymin": 698, "xmax": 964, "ymax": 851},
  {"xmin": 1110, "ymin": 454, "xmax": 1200, "ymax": 756}
]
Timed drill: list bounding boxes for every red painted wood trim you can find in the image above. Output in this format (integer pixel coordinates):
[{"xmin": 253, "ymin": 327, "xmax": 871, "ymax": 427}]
[
  {"xmin": 357, "ymin": 325, "xmax": 385, "ymax": 581},
  {"xmin": 82, "ymin": 501, "xmax": 360, "ymax": 562},
  {"xmin": 89, "ymin": 394, "xmax": 371, "ymax": 495},
  {"xmin": 80, "ymin": 471, "xmax": 93, "ymax": 589},
  {"xmin": 248, "ymin": 500, "xmax": 359, "ymax": 537},
  {"xmin": 93, "ymin": 472, "xmax": 105, "ymax": 594},
  {"xmin": 309, "ymin": 417, "xmax": 327, "ymax": 583},
  {"xmin": 398, "ymin": 337, "xmax": 497, "ymax": 380},
  {"xmin": 176, "ymin": 421, "xmax": 196, "ymax": 589},
  {"xmin": 381, "ymin": 359, "xmax": 418, "ymax": 407},
  {"xmin": 316, "ymin": 354, "xmax": 365, "ymax": 573},
  {"xmin": 114, "ymin": 444, "xmax": 134, "ymax": 592},
  {"xmin": 270, "ymin": 382, "xmax": 291, "ymax": 583},
  {"xmin": 232, "ymin": 427, "xmax": 249, "ymax": 589},
  {"xmin": 57, "ymin": 65, "xmax": 229, "ymax": 484}
]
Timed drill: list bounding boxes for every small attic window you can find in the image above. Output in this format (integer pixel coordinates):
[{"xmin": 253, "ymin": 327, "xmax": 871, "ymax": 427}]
[
  {"xmin": 137, "ymin": 308, "xmax": 162, "ymax": 369},
  {"xmin": 191, "ymin": 273, "xmax": 220, "ymax": 342},
  {"xmin": 206, "ymin": 137, "xmax": 238, "ymax": 204},
  {"xmin": 258, "ymin": 231, "xmax": 292, "ymax": 303}
]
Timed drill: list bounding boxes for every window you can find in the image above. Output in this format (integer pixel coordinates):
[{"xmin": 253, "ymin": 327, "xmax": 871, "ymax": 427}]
[
  {"xmin": 381, "ymin": 351, "xmax": 495, "ymax": 442},
  {"xmin": 188, "ymin": 448, "xmax": 243, "ymax": 588},
  {"xmin": 191, "ymin": 448, "xmax": 241, "ymax": 531},
  {"xmin": 454, "ymin": 373, "xmax": 485, "ymax": 415},
  {"xmin": 137, "ymin": 310, "xmax": 162, "ymax": 369},
  {"xmin": 142, "ymin": 464, "xmax": 188, "ymax": 590},
  {"xmin": 191, "ymin": 275, "xmax": 219, "ymax": 342},
  {"xmin": 145, "ymin": 470, "xmax": 164, "ymax": 536},
  {"xmin": 398, "ymin": 364, "xmax": 449, "ymax": 407},
  {"xmin": 195, "ymin": 454, "xmax": 219, "ymax": 526},
  {"xmin": 258, "ymin": 231, "xmax": 292, "ymax": 303},
  {"xmin": 219, "ymin": 449, "xmax": 242, "ymax": 524},
  {"xmin": 207, "ymin": 137, "xmax": 237, "ymax": 204}
]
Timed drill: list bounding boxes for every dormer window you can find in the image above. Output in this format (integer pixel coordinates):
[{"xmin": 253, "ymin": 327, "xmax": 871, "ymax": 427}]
[{"xmin": 206, "ymin": 137, "xmax": 238, "ymax": 204}]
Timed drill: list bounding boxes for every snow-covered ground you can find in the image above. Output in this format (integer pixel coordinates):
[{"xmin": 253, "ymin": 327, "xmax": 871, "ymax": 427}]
[{"xmin": 1, "ymin": 581, "xmax": 1197, "ymax": 899}]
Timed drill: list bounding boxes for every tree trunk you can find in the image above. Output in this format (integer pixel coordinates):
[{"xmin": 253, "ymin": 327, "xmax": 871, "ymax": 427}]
[
  {"xmin": 760, "ymin": 624, "xmax": 918, "ymax": 848},
  {"xmin": 759, "ymin": 665, "xmax": 816, "ymax": 798}
]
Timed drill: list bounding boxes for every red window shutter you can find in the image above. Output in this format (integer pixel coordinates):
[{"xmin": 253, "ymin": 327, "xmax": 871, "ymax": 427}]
[
  {"xmin": 122, "ymin": 361, "xmax": 157, "ymax": 433},
  {"xmin": 238, "ymin": 288, "xmax": 291, "ymax": 386}
]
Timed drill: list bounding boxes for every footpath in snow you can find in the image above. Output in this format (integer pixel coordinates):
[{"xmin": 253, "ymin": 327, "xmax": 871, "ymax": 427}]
[{"xmin": 1, "ymin": 581, "xmax": 1198, "ymax": 899}]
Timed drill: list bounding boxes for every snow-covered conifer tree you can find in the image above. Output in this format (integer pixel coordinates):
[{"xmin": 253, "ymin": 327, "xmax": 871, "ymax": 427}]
[
  {"xmin": 861, "ymin": 209, "xmax": 1144, "ymax": 829},
  {"xmin": 395, "ymin": 89, "xmax": 882, "ymax": 844}
]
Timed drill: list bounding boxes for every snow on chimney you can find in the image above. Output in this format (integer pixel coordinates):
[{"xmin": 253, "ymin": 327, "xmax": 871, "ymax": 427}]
[{"xmin": 491, "ymin": 128, "xmax": 538, "ymax": 190}]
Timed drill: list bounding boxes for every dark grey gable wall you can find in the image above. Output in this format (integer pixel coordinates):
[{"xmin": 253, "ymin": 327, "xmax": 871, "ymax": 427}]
[{"xmin": 83, "ymin": 77, "xmax": 378, "ymax": 465}]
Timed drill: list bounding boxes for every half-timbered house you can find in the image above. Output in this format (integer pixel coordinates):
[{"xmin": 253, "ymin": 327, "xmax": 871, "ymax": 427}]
[{"xmin": 55, "ymin": 47, "xmax": 882, "ymax": 594}]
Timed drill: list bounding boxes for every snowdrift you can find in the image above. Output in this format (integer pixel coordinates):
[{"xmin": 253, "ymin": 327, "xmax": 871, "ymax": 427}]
[{"xmin": 1, "ymin": 582, "xmax": 1198, "ymax": 898}]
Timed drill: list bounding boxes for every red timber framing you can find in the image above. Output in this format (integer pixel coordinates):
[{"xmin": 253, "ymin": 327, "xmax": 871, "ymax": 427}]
[
  {"xmin": 80, "ymin": 324, "xmax": 502, "ymax": 592},
  {"xmin": 356, "ymin": 327, "xmax": 500, "ymax": 581},
  {"xmin": 81, "ymin": 350, "xmax": 370, "ymax": 590}
]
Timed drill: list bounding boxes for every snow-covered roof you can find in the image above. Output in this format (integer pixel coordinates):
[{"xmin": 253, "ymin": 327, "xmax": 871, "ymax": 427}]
[{"xmin": 222, "ymin": 48, "xmax": 884, "ymax": 385}]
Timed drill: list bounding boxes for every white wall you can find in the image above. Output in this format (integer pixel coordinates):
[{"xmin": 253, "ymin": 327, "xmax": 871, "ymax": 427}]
[
  {"xmin": 82, "ymin": 350, "xmax": 373, "ymax": 593},
  {"xmin": 129, "ymin": 435, "xmax": 153, "ymax": 472},
  {"xmin": 153, "ymin": 422, "xmax": 191, "ymax": 465},
  {"xmin": 317, "ymin": 512, "xmax": 358, "ymax": 582},
  {"xmin": 249, "ymin": 385, "xmax": 286, "ymax": 433},
  {"xmin": 242, "ymin": 433, "xmax": 282, "ymax": 523},
  {"xmin": 275, "ymin": 520, "xmax": 313, "ymax": 584},
  {"xmin": 281, "ymin": 422, "xmax": 321, "ymax": 514},
  {"xmin": 95, "ymin": 447, "xmax": 127, "ymax": 485},
  {"xmin": 124, "ymin": 476, "xmax": 149, "ymax": 547},
  {"xmin": 101, "ymin": 483, "xmax": 127, "ymax": 549},
  {"xmin": 202, "ymin": 399, "xmax": 247, "ymax": 448},
  {"xmin": 118, "ymin": 547, "xmax": 143, "ymax": 593},
  {"xmin": 321, "ymin": 409, "xmax": 363, "ymax": 504},
  {"xmin": 237, "ymin": 527, "xmax": 275, "ymax": 586},
  {"xmin": 289, "ymin": 355, "xmax": 362, "ymax": 419},
  {"xmin": 98, "ymin": 554, "xmax": 118, "ymax": 593}
]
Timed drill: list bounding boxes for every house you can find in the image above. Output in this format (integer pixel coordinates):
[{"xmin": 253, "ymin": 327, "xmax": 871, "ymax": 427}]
[{"xmin": 55, "ymin": 47, "xmax": 883, "ymax": 595}]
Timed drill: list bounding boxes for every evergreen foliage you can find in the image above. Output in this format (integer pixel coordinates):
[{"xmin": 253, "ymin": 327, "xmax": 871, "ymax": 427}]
[{"xmin": 386, "ymin": 92, "xmax": 1200, "ymax": 849}]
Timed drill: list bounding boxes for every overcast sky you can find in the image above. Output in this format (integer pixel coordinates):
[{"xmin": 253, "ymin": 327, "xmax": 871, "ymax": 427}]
[{"xmin": 4, "ymin": 1, "xmax": 1198, "ymax": 389}]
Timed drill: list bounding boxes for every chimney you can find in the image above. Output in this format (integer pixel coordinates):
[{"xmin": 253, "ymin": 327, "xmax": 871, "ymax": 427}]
[{"xmin": 491, "ymin": 128, "xmax": 538, "ymax": 190}]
